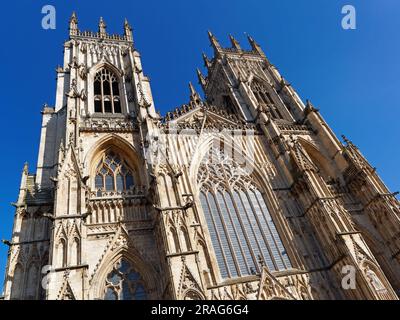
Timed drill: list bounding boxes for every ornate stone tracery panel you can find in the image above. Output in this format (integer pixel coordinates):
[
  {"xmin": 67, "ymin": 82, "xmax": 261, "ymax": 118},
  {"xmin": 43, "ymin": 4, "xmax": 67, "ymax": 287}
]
[
  {"xmin": 103, "ymin": 258, "xmax": 148, "ymax": 300},
  {"xmin": 197, "ymin": 148, "xmax": 292, "ymax": 280}
]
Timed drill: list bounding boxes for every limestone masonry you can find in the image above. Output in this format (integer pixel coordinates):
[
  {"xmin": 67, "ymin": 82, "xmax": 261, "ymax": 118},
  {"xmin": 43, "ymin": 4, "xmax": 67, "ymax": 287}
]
[{"xmin": 3, "ymin": 13, "xmax": 400, "ymax": 300}]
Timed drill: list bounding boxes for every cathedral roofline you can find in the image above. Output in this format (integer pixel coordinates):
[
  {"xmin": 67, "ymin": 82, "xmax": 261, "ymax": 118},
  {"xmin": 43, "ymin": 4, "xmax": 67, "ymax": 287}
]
[
  {"xmin": 68, "ymin": 12, "xmax": 134, "ymax": 44},
  {"xmin": 69, "ymin": 32, "xmax": 133, "ymax": 43},
  {"xmin": 207, "ymin": 31, "xmax": 267, "ymax": 59}
]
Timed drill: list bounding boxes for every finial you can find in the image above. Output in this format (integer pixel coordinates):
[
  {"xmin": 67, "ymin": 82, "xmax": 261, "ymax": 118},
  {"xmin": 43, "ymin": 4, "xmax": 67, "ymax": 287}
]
[
  {"xmin": 23, "ymin": 162, "xmax": 29, "ymax": 174},
  {"xmin": 229, "ymin": 34, "xmax": 241, "ymax": 51},
  {"xmin": 247, "ymin": 34, "xmax": 266, "ymax": 57},
  {"xmin": 189, "ymin": 81, "xmax": 196, "ymax": 96},
  {"xmin": 99, "ymin": 17, "xmax": 107, "ymax": 37},
  {"xmin": 196, "ymin": 68, "xmax": 207, "ymax": 90},
  {"xmin": 202, "ymin": 52, "xmax": 212, "ymax": 69},
  {"xmin": 189, "ymin": 82, "xmax": 201, "ymax": 104},
  {"xmin": 124, "ymin": 18, "xmax": 133, "ymax": 41},
  {"xmin": 70, "ymin": 11, "xmax": 77, "ymax": 22},
  {"xmin": 69, "ymin": 11, "xmax": 78, "ymax": 36},
  {"xmin": 208, "ymin": 30, "xmax": 222, "ymax": 54}
]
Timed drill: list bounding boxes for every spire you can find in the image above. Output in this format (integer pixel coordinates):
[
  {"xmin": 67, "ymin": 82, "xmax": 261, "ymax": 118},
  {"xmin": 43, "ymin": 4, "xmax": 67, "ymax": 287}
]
[
  {"xmin": 69, "ymin": 11, "xmax": 78, "ymax": 36},
  {"xmin": 208, "ymin": 30, "xmax": 222, "ymax": 55},
  {"xmin": 196, "ymin": 68, "xmax": 207, "ymax": 91},
  {"xmin": 247, "ymin": 35, "xmax": 266, "ymax": 57},
  {"xmin": 99, "ymin": 17, "xmax": 107, "ymax": 37},
  {"xmin": 229, "ymin": 34, "xmax": 242, "ymax": 51},
  {"xmin": 124, "ymin": 18, "xmax": 133, "ymax": 41},
  {"xmin": 189, "ymin": 82, "xmax": 201, "ymax": 104},
  {"xmin": 202, "ymin": 52, "xmax": 212, "ymax": 70}
]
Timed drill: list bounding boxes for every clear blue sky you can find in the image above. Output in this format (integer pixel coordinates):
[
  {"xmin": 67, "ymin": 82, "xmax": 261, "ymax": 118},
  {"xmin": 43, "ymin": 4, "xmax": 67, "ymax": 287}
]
[{"xmin": 1, "ymin": 0, "xmax": 399, "ymax": 291}]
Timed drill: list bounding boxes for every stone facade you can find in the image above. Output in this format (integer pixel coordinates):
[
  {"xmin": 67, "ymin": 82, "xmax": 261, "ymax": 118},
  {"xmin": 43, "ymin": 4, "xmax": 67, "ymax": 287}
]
[{"xmin": 2, "ymin": 13, "xmax": 400, "ymax": 300}]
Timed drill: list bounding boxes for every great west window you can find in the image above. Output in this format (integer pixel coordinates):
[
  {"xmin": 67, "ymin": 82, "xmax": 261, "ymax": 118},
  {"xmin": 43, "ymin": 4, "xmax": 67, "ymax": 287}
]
[{"xmin": 197, "ymin": 149, "xmax": 291, "ymax": 279}]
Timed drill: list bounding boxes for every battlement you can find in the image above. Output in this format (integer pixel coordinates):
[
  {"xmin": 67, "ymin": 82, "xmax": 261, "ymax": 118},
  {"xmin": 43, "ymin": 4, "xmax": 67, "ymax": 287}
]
[{"xmin": 69, "ymin": 12, "xmax": 133, "ymax": 43}]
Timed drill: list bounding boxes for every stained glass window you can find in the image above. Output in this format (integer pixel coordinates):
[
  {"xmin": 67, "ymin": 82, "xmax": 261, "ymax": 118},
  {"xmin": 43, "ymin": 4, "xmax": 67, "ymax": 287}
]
[
  {"xmin": 94, "ymin": 151, "xmax": 135, "ymax": 194},
  {"xmin": 198, "ymin": 150, "xmax": 291, "ymax": 279}
]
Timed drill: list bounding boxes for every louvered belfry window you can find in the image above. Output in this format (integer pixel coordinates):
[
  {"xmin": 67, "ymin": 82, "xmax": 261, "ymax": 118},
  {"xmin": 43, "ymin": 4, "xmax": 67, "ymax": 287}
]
[{"xmin": 94, "ymin": 68, "xmax": 122, "ymax": 114}]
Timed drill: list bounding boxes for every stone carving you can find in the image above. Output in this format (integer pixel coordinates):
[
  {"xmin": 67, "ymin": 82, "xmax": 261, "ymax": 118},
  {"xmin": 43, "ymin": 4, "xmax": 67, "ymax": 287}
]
[
  {"xmin": 4, "ymin": 14, "xmax": 400, "ymax": 302},
  {"xmin": 81, "ymin": 117, "xmax": 137, "ymax": 133},
  {"xmin": 178, "ymin": 264, "xmax": 204, "ymax": 299},
  {"xmin": 257, "ymin": 267, "xmax": 295, "ymax": 300}
]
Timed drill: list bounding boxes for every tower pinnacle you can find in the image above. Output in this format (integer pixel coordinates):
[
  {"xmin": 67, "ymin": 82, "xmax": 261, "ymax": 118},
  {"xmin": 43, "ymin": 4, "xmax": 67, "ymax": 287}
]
[
  {"xmin": 196, "ymin": 68, "xmax": 207, "ymax": 91},
  {"xmin": 99, "ymin": 17, "xmax": 107, "ymax": 37},
  {"xmin": 208, "ymin": 31, "xmax": 222, "ymax": 54},
  {"xmin": 229, "ymin": 34, "xmax": 242, "ymax": 51},
  {"xmin": 124, "ymin": 18, "xmax": 133, "ymax": 41},
  {"xmin": 189, "ymin": 82, "xmax": 201, "ymax": 104},
  {"xmin": 69, "ymin": 11, "xmax": 78, "ymax": 36},
  {"xmin": 202, "ymin": 52, "xmax": 212, "ymax": 70},
  {"xmin": 247, "ymin": 35, "xmax": 266, "ymax": 57}
]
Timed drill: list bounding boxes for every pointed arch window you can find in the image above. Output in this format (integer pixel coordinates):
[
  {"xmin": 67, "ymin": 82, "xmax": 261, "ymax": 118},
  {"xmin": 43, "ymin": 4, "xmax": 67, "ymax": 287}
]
[
  {"xmin": 94, "ymin": 150, "xmax": 135, "ymax": 195},
  {"xmin": 198, "ymin": 150, "xmax": 291, "ymax": 279},
  {"xmin": 94, "ymin": 68, "xmax": 122, "ymax": 114},
  {"xmin": 251, "ymin": 79, "xmax": 284, "ymax": 119},
  {"xmin": 104, "ymin": 258, "xmax": 148, "ymax": 300},
  {"xmin": 70, "ymin": 238, "xmax": 80, "ymax": 266}
]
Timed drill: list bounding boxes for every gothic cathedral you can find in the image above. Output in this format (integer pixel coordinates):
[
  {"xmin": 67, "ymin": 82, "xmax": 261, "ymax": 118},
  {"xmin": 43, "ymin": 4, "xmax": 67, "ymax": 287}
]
[{"xmin": 3, "ymin": 14, "xmax": 400, "ymax": 300}]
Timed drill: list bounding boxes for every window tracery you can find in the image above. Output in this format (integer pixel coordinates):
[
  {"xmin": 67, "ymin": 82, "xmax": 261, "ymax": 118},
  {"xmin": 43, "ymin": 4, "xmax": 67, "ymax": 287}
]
[
  {"xmin": 197, "ymin": 149, "xmax": 291, "ymax": 279},
  {"xmin": 103, "ymin": 258, "xmax": 147, "ymax": 300},
  {"xmin": 94, "ymin": 150, "xmax": 135, "ymax": 196},
  {"xmin": 94, "ymin": 68, "xmax": 122, "ymax": 114}
]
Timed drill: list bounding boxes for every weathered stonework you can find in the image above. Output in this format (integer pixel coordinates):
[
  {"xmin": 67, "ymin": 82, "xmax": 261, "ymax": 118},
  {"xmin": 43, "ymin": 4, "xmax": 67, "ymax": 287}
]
[{"xmin": 2, "ymin": 13, "xmax": 400, "ymax": 300}]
